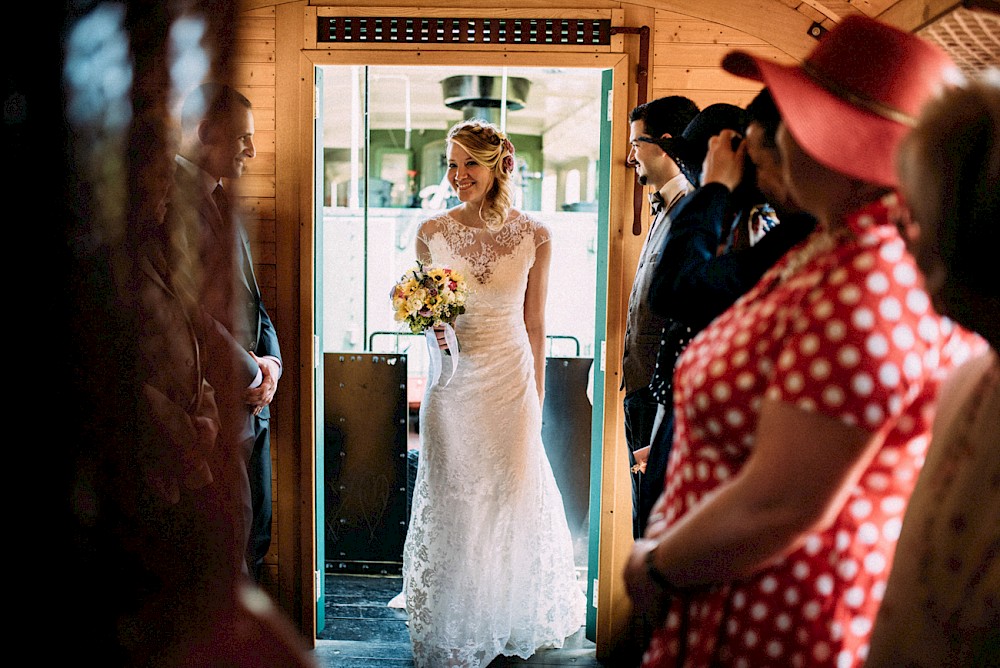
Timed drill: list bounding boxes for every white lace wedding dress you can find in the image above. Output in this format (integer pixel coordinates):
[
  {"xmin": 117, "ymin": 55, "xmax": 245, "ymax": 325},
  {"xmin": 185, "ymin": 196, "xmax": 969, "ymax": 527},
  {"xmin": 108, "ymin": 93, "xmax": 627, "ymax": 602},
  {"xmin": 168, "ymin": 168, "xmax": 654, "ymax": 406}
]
[{"xmin": 400, "ymin": 211, "xmax": 586, "ymax": 668}]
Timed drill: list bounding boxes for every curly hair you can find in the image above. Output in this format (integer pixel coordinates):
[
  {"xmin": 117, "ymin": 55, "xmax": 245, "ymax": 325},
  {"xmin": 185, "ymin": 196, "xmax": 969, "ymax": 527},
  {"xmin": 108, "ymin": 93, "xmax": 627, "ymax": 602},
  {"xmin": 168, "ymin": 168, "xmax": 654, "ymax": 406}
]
[{"xmin": 446, "ymin": 119, "xmax": 516, "ymax": 232}]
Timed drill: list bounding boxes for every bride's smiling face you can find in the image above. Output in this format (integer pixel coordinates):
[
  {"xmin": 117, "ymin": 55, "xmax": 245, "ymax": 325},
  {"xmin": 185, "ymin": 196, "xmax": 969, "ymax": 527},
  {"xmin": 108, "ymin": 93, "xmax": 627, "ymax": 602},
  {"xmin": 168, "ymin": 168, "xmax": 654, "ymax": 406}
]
[{"xmin": 447, "ymin": 143, "xmax": 494, "ymax": 206}]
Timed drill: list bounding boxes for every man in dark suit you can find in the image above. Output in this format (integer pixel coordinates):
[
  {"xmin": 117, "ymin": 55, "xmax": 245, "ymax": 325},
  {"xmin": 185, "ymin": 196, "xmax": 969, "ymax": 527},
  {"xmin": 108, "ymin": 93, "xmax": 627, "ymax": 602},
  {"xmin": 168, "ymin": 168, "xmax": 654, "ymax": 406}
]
[
  {"xmin": 173, "ymin": 83, "xmax": 282, "ymax": 582},
  {"xmin": 621, "ymin": 96, "xmax": 699, "ymax": 539}
]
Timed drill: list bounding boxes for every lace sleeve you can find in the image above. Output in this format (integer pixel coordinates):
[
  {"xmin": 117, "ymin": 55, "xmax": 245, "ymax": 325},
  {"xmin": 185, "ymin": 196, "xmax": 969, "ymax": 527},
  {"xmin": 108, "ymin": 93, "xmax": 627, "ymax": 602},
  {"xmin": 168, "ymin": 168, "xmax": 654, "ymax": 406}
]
[{"xmin": 531, "ymin": 218, "xmax": 552, "ymax": 249}]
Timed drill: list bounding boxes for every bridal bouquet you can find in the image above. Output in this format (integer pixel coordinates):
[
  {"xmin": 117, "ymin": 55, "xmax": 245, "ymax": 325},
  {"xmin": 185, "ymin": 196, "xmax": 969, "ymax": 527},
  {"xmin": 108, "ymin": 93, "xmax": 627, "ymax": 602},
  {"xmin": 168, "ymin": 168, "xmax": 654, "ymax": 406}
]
[
  {"xmin": 390, "ymin": 261, "xmax": 469, "ymax": 333},
  {"xmin": 391, "ymin": 262, "xmax": 468, "ymax": 386}
]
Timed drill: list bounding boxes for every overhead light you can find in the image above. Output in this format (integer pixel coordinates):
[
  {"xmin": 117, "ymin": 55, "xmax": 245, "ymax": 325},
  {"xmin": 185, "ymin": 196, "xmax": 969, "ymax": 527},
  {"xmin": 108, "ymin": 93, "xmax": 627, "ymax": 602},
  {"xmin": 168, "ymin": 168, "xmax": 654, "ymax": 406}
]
[{"xmin": 807, "ymin": 22, "xmax": 828, "ymax": 40}]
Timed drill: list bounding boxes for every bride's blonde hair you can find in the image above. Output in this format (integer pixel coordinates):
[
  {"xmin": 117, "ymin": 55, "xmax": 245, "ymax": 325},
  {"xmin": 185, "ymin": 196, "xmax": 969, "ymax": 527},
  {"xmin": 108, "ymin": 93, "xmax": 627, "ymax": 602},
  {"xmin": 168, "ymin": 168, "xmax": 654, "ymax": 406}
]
[{"xmin": 447, "ymin": 120, "xmax": 516, "ymax": 232}]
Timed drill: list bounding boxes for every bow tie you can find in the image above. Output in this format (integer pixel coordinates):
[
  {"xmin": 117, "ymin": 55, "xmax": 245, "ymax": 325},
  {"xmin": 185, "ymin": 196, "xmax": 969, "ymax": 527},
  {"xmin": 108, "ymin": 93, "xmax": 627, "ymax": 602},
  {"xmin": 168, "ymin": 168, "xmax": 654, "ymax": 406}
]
[{"xmin": 649, "ymin": 192, "xmax": 665, "ymax": 217}]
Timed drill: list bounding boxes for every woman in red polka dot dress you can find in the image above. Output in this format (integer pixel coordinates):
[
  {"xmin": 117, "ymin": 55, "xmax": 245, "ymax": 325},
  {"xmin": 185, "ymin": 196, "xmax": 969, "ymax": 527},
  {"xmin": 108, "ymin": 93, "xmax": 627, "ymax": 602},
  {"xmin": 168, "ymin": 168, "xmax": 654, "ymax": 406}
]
[{"xmin": 623, "ymin": 16, "xmax": 984, "ymax": 668}]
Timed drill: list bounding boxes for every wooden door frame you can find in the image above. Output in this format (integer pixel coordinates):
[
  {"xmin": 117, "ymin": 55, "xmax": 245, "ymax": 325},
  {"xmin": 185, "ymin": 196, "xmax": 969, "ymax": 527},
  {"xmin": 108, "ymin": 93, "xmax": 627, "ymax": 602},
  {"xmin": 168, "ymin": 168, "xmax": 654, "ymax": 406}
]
[{"xmin": 280, "ymin": 9, "xmax": 638, "ymax": 653}]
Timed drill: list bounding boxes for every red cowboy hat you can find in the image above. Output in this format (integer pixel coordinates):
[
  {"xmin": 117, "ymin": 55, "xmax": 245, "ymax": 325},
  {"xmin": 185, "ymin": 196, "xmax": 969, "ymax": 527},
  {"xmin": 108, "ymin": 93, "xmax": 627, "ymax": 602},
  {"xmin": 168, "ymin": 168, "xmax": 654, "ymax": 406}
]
[{"xmin": 722, "ymin": 14, "xmax": 961, "ymax": 188}]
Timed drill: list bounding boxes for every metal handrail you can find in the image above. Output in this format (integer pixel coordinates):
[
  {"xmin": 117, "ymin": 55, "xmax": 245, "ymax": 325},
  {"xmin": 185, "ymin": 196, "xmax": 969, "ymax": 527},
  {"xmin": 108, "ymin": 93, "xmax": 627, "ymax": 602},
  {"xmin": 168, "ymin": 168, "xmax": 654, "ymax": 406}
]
[{"xmin": 368, "ymin": 331, "xmax": 581, "ymax": 357}]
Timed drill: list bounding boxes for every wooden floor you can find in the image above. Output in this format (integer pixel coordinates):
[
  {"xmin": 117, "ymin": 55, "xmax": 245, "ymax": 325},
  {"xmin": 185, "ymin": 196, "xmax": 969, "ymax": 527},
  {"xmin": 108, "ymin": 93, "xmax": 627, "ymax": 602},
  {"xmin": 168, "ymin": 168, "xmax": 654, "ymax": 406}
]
[{"xmin": 312, "ymin": 574, "xmax": 604, "ymax": 667}]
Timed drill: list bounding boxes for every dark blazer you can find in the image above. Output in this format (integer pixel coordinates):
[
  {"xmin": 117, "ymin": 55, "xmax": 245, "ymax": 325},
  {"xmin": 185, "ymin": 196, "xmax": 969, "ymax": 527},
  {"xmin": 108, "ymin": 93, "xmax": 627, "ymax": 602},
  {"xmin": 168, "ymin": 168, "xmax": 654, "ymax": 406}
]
[
  {"xmin": 170, "ymin": 162, "xmax": 281, "ymax": 439},
  {"xmin": 621, "ymin": 181, "xmax": 693, "ymax": 395}
]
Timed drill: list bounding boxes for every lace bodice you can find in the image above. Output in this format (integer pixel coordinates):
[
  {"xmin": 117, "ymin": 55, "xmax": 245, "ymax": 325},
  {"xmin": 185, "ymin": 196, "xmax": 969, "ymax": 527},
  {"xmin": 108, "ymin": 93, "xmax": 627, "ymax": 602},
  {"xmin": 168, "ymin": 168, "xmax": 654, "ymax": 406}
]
[{"xmin": 417, "ymin": 211, "xmax": 550, "ymax": 286}]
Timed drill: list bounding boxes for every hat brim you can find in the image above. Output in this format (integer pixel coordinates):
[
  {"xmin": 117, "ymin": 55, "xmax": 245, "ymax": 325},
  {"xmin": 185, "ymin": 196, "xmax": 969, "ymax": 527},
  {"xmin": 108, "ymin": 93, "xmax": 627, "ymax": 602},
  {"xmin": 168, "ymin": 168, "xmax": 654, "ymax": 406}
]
[{"xmin": 722, "ymin": 51, "xmax": 907, "ymax": 188}]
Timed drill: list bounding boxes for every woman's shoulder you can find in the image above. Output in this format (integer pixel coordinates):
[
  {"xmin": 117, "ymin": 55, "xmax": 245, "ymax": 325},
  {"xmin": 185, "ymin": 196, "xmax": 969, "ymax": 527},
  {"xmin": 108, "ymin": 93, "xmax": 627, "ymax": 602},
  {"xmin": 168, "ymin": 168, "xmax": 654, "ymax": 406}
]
[
  {"xmin": 508, "ymin": 210, "xmax": 551, "ymax": 244},
  {"xmin": 416, "ymin": 211, "xmax": 457, "ymax": 237}
]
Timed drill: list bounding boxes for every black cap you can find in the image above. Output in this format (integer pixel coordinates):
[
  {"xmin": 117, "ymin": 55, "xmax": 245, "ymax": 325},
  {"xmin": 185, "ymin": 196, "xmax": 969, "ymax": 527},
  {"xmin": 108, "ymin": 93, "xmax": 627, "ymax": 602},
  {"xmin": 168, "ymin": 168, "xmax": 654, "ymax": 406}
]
[{"xmin": 655, "ymin": 103, "xmax": 746, "ymax": 187}]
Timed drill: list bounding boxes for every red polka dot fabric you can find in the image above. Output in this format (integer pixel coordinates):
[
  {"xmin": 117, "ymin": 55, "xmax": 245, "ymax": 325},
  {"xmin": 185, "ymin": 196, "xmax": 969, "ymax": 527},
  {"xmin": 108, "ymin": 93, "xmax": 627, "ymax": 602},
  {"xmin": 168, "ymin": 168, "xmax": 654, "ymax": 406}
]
[{"xmin": 643, "ymin": 195, "xmax": 982, "ymax": 668}]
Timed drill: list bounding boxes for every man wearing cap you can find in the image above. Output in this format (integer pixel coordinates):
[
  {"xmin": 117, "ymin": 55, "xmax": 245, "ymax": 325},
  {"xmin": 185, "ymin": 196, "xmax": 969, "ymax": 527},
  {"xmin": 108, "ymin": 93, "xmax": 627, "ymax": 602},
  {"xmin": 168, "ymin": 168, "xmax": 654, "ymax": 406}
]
[
  {"xmin": 634, "ymin": 100, "xmax": 818, "ymax": 540},
  {"xmin": 621, "ymin": 95, "xmax": 699, "ymax": 539},
  {"xmin": 624, "ymin": 15, "xmax": 976, "ymax": 667}
]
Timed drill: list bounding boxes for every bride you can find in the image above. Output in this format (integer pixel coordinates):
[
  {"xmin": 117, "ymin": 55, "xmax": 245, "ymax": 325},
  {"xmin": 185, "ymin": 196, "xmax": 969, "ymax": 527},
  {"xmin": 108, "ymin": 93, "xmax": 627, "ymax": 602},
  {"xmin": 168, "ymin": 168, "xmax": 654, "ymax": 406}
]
[{"xmin": 397, "ymin": 119, "xmax": 586, "ymax": 667}]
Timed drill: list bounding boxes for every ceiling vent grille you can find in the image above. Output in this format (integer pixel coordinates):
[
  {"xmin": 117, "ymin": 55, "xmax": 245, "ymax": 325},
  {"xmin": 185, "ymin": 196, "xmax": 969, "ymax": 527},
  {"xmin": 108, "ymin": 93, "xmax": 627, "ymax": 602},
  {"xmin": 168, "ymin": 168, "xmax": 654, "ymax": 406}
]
[{"xmin": 318, "ymin": 17, "xmax": 612, "ymax": 46}]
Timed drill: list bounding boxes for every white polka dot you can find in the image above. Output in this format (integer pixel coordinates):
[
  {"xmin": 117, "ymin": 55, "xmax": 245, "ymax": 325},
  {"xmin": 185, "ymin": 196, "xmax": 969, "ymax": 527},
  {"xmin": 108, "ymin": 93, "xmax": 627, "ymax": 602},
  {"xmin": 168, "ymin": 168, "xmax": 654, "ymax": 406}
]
[
  {"xmin": 838, "ymin": 345, "xmax": 861, "ymax": 368},
  {"xmin": 736, "ymin": 372, "xmax": 754, "ymax": 390},
  {"xmin": 837, "ymin": 531, "xmax": 851, "ymax": 551},
  {"xmin": 892, "ymin": 324, "xmax": 915, "ymax": 350},
  {"xmin": 750, "ymin": 602, "xmax": 767, "ymax": 621},
  {"xmin": 725, "ymin": 409, "xmax": 745, "ymax": 428},
  {"xmin": 865, "ymin": 471, "xmax": 890, "ymax": 492},
  {"xmin": 710, "ymin": 359, "xmax": 727, "ymax": 377},
  {"xmin": 866, "ymin": 272, "xmax": 890, "ymax": 294},
  {"xmin": 776, "ymin": 612, "xmax": 792, "ymax": 631},
  {"xmin": 732, "ymin": 591, "xmax": 746, "ymax": 609},
  {"xmin": 760, "ymin": 576, "xmax": 778, "ymax": 594},
  {"xmin": 866, "ymin": 333, "xmax": 890, "ymax": 357},
  {"xmin": 844, "ymin": 586, "xmax": 865, "ymax": 608},
  {"xmin": 798, "ymin": 397, "xmax": 817, "ymax": 412},
  {"xmin": 707, "ymin": 419, "xmax": 722, "ymax": 435},
  {"xmin": 816, "ymin": 573, "xmax": 835, "ymax": 596},
  {"xmin": 901, "ymin": 352, "xmax": 922, "ymax": 380},
  {"xmin": 712, "ymin": 382, "xmax": 732, "ymax": 402},
  {"xmin": 767, "ymin": 640, "xmax": 784, "ymax": 658},
  {"xmin": 839, "ymin": 284, "xmax": 862, "ymax": 305},
  {"xmin": 872, "ymin": 580, "xmax": 887, "ymax": 602},
  {"xmin": 831, "ymin": 621, "xmax": 844, "ymax": 641},
  {"xmin": 865, "ymin": 403, "xmax": 885, "ymax": 426},
  {"xmin": 906, "ymin": 288, "xmax": 930, "ymax": 315},
  {"xmin": 837, "ymin": 649, "xmax": 855, "ymax": 668},
  {"xmin": 850, "ymin": 616, "xmax": 872, "ymax": 637},
  {"xmin": 851, "ymin": 498, "xmax": 873, "ymax": 519},
  {"xmin": 852, "ymin": 373, "xmax": 874, "ymax": 396},
  {"xmin": 880, "ymin": 495, "xmax": 906, "ymax": 514},
  {"xmin": 785, "ymin": 372, "xmax": 805, "ymax": 394},
  {"xmin": 791, "ymin": 653, "xmax": 805, "ymax": 667},
  {"xmin": 714, "ymin": 464, "xmax": 730, "ymax": 481},
  {"xmin": 879, "ymin": 296, "xmax": 902, "ymax": 321},
  {"xmin": 879, "ymin": 362, "xmax": 900, "ymax": 388},
  {"xmin": 734, "ymin": 330, "xmax": 751, "ymax": 347},
  {"xmin": 837, "ymin": 559, "xmax": 859, "ymax": 580},
  {"xmin": 695, "ymin": 392, "xmax": 710, "ymax": 410},
  {"xmin": 798, "ymin": 336, "xmax": 818, "ymax": 358},
  {"xmin": 804, "ymin": 534, "xmax": 823, "ymax": 555},
  {"xmin": 813, "ymin": 300, "xmax": 835, "ymax": 318},
  {"xmin": 864, "ymin": 551, "xmax": 887, "ymax": 574},
  {"xmin": 853, "ymin": 252, "xmax": 876, "ymax": 271},
  {"xmin": 732, "ymin": 349, "xmax": 749, "ymax": 367},
  {"xmin": 853, "ymin": 307, "xmax": 876, "ymax": 330},
  {"xmin": 893, "ymin": 263, "xmax": 917, "ymax": 285},
  {"xmin": 810, "ymin": 358, "xmax": 832, "ymax": 380},
  {"xmin": 882, "ymin": 517, "xmax": 902, "ymax": 541},
  {"xmin": 744, "ymin": 629, "xmax": 758, "ymax": 647},
  {"xmin": 792, "ymin": 561, "xmax": 810, "ymax": 580},
  {"xmin": 696, "ymin": 461, "xmax": 710, "ymax": 481},
  {"xmin": 830, "ymin": 267, "xmax": 849, "ymax": 284},
  {"xmin": 881, "ymin": 239, "xmax": 905, "ymax": 261},
  {"xmin": 826, "ymin": 319, "xmax": 847, "ymax": 342},
  {"xmin": 918, "ymin": 315, "xmax": 940, "ymax": 342},
  {"xmin": 779, "ymin": 349, "xmax": 797, "ymax": 370},
  {"xmin": 823, "ymin": 385, "xmax": 846, "ymax": 407}
]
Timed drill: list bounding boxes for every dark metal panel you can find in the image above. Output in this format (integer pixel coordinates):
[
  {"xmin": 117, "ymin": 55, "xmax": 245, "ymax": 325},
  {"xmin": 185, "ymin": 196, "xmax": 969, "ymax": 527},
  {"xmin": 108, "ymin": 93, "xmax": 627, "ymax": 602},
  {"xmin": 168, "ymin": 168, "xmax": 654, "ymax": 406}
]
[{"xmin": 323, "ymin": 353, "xmax": 408, "ymax": 574}]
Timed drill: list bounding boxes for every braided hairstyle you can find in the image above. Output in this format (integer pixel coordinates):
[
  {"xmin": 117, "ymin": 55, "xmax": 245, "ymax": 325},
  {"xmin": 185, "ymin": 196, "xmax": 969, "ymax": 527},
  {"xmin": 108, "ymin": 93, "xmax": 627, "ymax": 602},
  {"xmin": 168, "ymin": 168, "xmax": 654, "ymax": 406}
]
[{"xmin": 447, "ymin": 119, "xmax": 516, "ymax": 231}]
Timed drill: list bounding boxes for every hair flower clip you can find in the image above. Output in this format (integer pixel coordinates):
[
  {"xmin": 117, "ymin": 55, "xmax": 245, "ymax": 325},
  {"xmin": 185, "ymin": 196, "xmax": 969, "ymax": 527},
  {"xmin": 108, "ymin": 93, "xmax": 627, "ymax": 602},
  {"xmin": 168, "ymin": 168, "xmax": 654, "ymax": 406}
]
[
  {"xmin": 502, "ymin": 154, "xmax": 515, "ymax": 173},
  {"xmin": 502, "ymin": 138, "xmax": 515, "ymax": 156}
]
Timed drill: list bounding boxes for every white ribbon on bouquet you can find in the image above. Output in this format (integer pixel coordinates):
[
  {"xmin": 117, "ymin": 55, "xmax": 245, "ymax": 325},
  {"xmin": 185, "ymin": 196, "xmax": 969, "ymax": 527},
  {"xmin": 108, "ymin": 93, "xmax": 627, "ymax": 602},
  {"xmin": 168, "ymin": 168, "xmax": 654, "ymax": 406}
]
[{"xmin": 425, "ymin": 323, "xmax": 460, "ymax": 387}]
